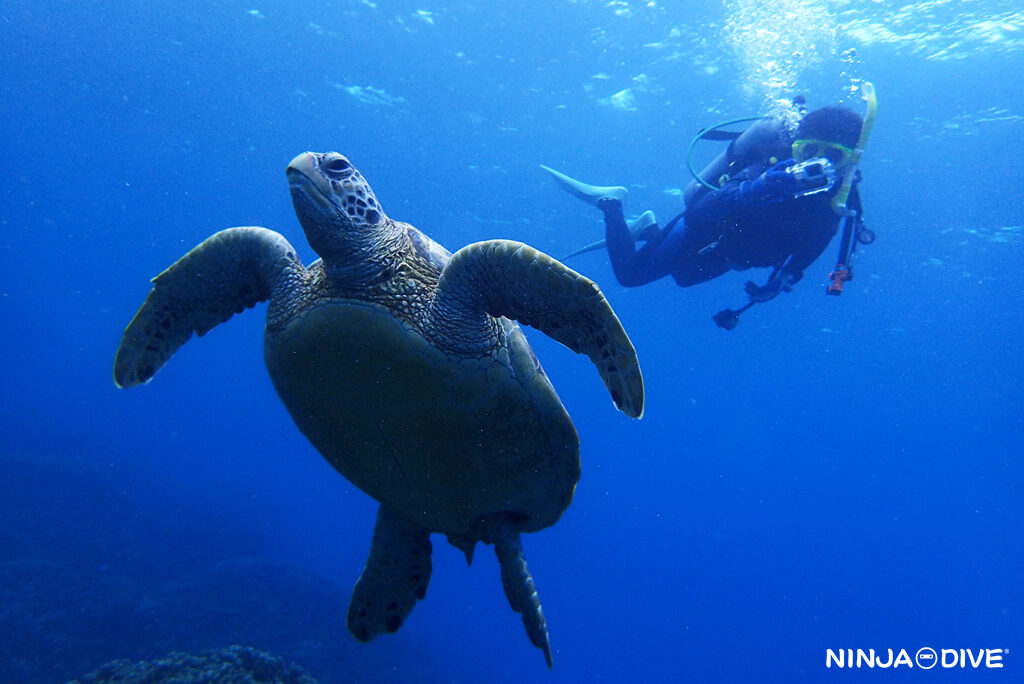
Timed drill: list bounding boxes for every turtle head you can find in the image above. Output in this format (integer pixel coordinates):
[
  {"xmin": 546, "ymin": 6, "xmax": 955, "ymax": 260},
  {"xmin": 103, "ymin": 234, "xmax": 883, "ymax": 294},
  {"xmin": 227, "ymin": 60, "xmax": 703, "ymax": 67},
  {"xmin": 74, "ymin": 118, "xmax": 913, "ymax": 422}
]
[{"xmin": 286, "ymin": 151, "xmax": 390, "ymax": 269}]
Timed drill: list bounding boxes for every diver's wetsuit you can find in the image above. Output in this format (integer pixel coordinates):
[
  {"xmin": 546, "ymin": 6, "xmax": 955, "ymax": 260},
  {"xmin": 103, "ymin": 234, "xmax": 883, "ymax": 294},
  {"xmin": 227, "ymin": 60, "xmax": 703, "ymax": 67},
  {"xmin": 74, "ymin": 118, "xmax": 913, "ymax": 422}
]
[{"xmin": 601, "ymin": 118, "xmax": 861, "ymax": 290}]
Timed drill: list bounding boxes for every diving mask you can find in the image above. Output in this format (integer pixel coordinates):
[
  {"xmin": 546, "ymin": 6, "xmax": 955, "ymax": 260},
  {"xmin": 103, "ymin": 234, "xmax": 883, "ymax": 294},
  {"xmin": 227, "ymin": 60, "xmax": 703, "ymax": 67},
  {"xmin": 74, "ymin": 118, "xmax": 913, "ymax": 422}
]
[{"xmin": 792, "ymin": 139, "xmax": 853, "ymax": 168}]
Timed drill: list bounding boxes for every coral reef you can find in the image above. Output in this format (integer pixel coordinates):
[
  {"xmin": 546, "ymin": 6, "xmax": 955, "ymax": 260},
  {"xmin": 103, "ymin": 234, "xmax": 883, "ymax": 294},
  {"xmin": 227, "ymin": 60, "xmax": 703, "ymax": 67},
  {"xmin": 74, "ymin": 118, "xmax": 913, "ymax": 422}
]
[{"xmin": 68, "ymin": 645, "xmax": 319, "ymax": 684}]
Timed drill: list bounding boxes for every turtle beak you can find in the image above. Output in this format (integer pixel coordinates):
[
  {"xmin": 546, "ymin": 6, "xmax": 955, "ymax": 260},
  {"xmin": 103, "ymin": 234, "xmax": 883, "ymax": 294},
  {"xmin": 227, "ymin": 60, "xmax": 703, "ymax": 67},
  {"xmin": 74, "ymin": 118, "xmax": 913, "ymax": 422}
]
[{"xmin": 287, "ymin": 152, "xmax": 332, "ymax": 210}]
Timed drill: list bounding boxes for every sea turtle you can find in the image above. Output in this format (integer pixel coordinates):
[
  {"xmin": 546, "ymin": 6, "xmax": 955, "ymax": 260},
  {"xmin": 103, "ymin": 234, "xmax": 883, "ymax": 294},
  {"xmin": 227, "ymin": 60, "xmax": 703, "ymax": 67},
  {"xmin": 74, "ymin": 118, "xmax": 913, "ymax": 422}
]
[{"xmin": 113, "ymin": 151, "xmax": 644, "ymax": 667}]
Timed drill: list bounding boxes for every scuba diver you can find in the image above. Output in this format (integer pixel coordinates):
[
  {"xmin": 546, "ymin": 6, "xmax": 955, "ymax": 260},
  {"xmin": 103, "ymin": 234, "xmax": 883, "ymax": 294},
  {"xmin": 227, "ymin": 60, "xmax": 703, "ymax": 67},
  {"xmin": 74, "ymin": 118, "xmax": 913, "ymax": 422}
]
[{"xmin": 542, "ymin": 85, "xmax": 876, "ymax": 329}]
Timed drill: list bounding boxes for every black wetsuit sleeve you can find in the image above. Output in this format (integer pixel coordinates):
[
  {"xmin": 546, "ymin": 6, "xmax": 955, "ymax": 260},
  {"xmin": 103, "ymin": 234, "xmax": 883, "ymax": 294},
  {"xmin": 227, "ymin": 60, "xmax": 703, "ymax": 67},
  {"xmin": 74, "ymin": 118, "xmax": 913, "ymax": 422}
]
[
  {"xmin": 780, "ymin": 190, "xmax": 857, "ymax": 281},
  {"xmin": 684, "ymin": 149, "xmax": 784, "ymax": 226},
  {"xmin": 779, "ymin": 222, "xmax": 832, "ymax": 282}
]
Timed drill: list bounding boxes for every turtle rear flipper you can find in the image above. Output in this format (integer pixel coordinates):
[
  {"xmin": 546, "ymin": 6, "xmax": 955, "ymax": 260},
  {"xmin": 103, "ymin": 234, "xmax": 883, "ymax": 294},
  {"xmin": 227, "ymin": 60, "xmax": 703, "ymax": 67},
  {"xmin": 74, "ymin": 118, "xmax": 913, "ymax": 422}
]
[
  {"xmin": 431, "ymin": 239, "xmax": 644, "ymax": 419},
  {"xmin": 114, "ymin": 227, "xmax": 303, "ymax": 388},
  {"xmin": 347, "ymin": 505, "xmax": 433, "ymax": 642},
  {"xmin": 492, "ymin": 524, "xmax": 553, "ymax": 668}
]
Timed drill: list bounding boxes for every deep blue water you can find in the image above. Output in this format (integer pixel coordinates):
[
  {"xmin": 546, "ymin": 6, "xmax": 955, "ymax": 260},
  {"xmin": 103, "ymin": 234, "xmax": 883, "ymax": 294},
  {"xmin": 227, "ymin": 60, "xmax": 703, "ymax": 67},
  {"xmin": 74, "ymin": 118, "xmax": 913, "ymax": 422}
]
[{"xmin": 2, "ymin": 1, "xmax": 1022, "ymax": 682}]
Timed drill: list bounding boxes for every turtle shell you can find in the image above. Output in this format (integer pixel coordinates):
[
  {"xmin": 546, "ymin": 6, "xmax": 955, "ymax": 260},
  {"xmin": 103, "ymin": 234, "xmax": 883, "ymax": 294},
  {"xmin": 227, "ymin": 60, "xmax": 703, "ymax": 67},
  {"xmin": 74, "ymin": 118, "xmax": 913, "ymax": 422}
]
[{"xmin": 264, "ymin": 295, "xmax": 580, "ymax": 537}]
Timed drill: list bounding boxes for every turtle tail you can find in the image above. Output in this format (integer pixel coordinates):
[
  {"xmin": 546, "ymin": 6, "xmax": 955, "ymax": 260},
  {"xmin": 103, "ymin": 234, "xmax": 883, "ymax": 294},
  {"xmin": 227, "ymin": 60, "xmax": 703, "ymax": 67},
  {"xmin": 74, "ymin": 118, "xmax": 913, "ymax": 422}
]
[{"xmin": 492, "ymin": 525, "xmax": 553, "ymax": 668}]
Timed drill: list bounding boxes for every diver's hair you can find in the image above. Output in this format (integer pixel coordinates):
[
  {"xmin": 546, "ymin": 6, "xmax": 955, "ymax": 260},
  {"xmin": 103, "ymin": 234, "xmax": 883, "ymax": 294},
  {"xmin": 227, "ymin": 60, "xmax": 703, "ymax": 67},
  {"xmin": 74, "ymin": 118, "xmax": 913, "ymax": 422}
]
[{"xmin": 795, "ymin": 106, "xmax": 862, "ymax": 149}]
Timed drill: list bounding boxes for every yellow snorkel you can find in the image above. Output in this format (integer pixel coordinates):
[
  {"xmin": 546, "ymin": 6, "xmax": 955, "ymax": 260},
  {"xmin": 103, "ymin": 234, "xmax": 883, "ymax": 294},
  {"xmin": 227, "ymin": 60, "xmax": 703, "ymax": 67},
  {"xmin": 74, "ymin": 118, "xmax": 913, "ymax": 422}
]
[
  {"xmin": 826, "ymin": 81, "xmax": 877, "ymax": 295},
  {"xmin": 832, "ymin": 81, "xmax": 877, "ymax": 215}
]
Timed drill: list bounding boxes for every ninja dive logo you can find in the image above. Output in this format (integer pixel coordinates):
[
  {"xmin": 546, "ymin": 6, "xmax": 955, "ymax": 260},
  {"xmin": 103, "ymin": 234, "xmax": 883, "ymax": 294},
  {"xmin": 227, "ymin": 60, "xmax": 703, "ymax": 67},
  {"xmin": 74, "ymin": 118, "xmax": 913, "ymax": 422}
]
[{"xmin": 826, "ymin": 647, "xmax": 1007, "ymax": 670}]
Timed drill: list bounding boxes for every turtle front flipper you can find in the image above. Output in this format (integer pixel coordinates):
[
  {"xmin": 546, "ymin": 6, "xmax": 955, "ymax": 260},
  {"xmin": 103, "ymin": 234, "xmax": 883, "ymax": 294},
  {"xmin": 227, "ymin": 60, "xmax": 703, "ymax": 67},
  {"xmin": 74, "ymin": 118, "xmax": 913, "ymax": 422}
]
[
  {"xmin": 491, "ymin": 524, "xmax": 553, "ymax": 668},
  {"xmin": 114, "ymin": 227, "xmax": 303, "ymax": 388},
  {"xmin": 431, "ymin": 240, "xmax": 644, "ymax": 418},
  {"xmin": 347, "ymin": 505, "xmax": 433, "ymax": 642}
]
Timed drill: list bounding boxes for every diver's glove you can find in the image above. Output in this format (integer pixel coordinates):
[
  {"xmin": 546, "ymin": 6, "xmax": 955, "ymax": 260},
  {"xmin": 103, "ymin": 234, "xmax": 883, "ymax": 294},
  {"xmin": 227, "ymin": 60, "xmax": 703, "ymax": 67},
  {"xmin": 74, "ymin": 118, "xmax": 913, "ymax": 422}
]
[
  {"xmin": 744, "ymin": 271, "xmax": 798, "ymax": 303},
  {"xmin": 739, "ymin": 159, "xmax": 803, "ymax": 205}
]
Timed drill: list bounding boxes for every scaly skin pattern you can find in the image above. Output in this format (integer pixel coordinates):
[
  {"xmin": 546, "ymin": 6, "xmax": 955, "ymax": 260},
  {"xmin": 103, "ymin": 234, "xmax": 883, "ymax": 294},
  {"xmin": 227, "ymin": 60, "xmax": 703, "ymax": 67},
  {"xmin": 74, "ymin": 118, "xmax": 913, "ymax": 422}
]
[{"xmin": 270, "ymin": 217, "xmax": 504, "ymax": 355}]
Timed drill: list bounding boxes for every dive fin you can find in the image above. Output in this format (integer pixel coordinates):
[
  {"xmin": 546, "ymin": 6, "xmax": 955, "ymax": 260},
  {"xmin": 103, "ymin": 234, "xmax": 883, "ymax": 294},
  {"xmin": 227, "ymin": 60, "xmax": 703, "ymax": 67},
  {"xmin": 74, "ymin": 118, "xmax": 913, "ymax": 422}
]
[
  {"xmin": 562, "ymin": 210, "xmax": 659, "ymax": 261},
  {"xmin": 540, "ymin": 164, "xmax": 627, "ymax": 206}
]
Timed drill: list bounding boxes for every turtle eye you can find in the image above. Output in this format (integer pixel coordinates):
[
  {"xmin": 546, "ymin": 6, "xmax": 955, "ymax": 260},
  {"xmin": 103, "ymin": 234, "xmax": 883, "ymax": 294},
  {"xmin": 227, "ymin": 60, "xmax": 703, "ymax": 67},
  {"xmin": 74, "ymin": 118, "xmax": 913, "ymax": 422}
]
[{"xmin": 323, "ymin": 157, "xmax": 352, "ymax": 175}]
